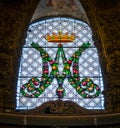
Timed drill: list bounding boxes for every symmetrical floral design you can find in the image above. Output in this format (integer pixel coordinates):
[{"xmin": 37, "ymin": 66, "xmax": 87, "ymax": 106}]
[
  {"xmin": 17, "ymin": 17, "xmax": 104, "ymax": 110},
  {"xmin": 21, "ymin": 42, "xmax": 100, "ymax": 98}
]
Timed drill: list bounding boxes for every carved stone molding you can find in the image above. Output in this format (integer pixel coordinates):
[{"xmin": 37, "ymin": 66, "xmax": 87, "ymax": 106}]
[
  {"xmin": 0, "ymin": 112, "xmax": 120, "ymax": 126},
  {"xmin": 19, "ymin": 100, "xmax": 105, "ymax": 115}
]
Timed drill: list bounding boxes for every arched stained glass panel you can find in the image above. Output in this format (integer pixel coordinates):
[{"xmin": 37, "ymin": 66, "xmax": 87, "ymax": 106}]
[{"xmin": 16, "ymin": 17, "xmax": 104, "ymax": 110}]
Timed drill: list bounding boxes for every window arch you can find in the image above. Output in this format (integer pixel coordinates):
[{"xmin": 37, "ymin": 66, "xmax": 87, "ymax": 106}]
[{"xmin": 16, "ymin": 17, "xmax": 104, "ymax": 110}]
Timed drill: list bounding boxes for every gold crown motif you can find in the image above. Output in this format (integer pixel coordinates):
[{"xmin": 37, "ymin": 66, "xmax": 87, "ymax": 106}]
[{"xmin": 43, "ymin": 31, "xmax": 77, "ymax": 43}]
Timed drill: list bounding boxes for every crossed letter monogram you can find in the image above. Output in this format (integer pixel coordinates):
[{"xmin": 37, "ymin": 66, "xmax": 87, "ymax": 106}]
[{"xmin": 20, "ymin": 42, "xmax": 101, "ymax": 98}]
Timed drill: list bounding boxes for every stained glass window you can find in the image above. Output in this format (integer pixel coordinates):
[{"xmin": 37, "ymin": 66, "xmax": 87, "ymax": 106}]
[{"xmin": 16, "ymin": 17, "xmax": 104, "ymax": 110}]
